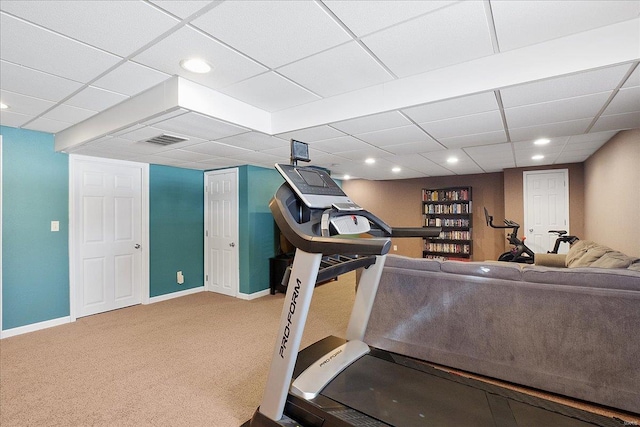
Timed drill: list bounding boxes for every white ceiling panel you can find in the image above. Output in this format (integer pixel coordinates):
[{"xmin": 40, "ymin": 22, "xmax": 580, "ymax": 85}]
[
  {"xmin": 491, "ymin": 0, "xmax": 640, "ymax": 52},
  {"xmin": 383, "ymin": 141, "xmax": 445, "ymax": 156},
  {"xmin": 438, "ymin": 130, "xmax": 507, "ymax": 149},
  {"xmin": 330, "ymin": 111, "xmax": 411, "ymax": 135},
  {"xmin": 602, "ymin": 87, "xmax": 640, "ymax": 115},
  {"xmin": 277, "ymin": 42, "xmax": 393, "ymax": 98},
  {"xmin": 565, "ymin": 131, "xmax": 618, "ymax": 146},
  {"xmin": 509, "ymin": 118, "xmax": 593, "ymax": 142},
  {"xmin": 0, "ymin": 109, "xmax": 30, "ymax": 128},
  {"xmin": 324, "ymin": 0, "xmax": 456, "ymax": 37},
  {"xmin": 218, "ymin": 72, "xmax": 321, "ymax": 112},
  {"xmin": 215, "ymin": 131, "xmax": 288, "ymax": 152},
  {"xmin": 0, "ymin": 60, "xmax": 83, "ymax": 102},
  {"xmin": 309, "ymin": 136, "xmax": 374, "ymax": 154},
  {"xmin": 335, "ymin": 146, "xmax": 395, "ymax": 161},
  {"xmin": 132, "ymin": 26, "xmax": 267, "ymax": 90},
  {"xmin": 403, "ymin": 92, "xmax": 500, "ymax": 123},
  {"xmin": 92, "ymin": 61, "xmax": 170, "ymax": 97},
  {"xmin": 421, "ymin": 149, "xmax": 484, "ymax": 174},
  {"xmin": 0, "ymin": 12, "xmax": 121, "ymax": 83},
  {"xmin": 505, "ymin": 92, "xmax": 612, "ymax": 129},
  {"xmin": 356, "ymin": 125, "xmax": 438, "ymax": 147},
  {"xmin": 152, "ymin": 111, "xmax": 248, "ymax": 141},
  {"xmin": 42, "ymin": 104, "xmax": 96, "ymax": 124},
  {"xmin": 192, "ymin": 0, "xmax": 351, "ymax": 68},
  {"xmin": 362, "ymin": 1, "xmax": 494, "ymax": 78},
  {"xmin": 154, "ymin": 149, "xmax": 212, "ymax": 163},
  {"xmin": 420, "ymin": 110, "xmax": 504, "ymax": 139},
  {"xmin": 277, "ymin": 126, "xmax": 345, "ymax": 142},
  {"xmin": 149, "ymin": 1, "xmax": 220, "ymax": 19},
  {"xmin": 65, "ymin": 86, "xmax": 128, "ymax": 112},
  {"xmin": 0, "ymin": 1, "xmax": 179, "ymax": 57},
  {"xmin": 622, "ymin": 66, "xmax": 640, "ymax": 88},
  {"xmin": 0, "ymin": 90, "xmax": 54, "ymax": 117},
  {"xmin": 183, "ymin": 141, "xmax": 251, "ymax": 158},
  {"xmin": 24, "ymin": 116, "xmax": 72, "ymax": 134},
  {"xmin": 500, "ymin": 65, "xmax": 631, "ymax": 108},
  {"xmin": 591, "ymin": 111, "xmax": 640, "ymax": 133}
]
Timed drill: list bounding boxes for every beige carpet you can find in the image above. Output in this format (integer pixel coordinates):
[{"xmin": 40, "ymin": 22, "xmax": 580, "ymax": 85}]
[{"xmin": 0, "ymin": 273, "xmax": 357, "ymax": 426}]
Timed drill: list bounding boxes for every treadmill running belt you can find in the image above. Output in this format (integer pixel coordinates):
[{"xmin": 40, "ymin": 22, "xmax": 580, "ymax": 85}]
[{"xmin": 321, "ymin": 355, "xmax": 605, "ymax": 427}]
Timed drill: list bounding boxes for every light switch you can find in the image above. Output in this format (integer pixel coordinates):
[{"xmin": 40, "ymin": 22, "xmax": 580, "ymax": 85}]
[{"xmin": 51, "ymin": 221, "xmax": 59, "ymax": 232}]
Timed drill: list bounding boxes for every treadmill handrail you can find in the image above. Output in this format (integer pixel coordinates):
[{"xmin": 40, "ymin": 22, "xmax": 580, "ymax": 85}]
[{"xmin": 270, "ymin": 184, "xmax": 391, "ymax": 256}]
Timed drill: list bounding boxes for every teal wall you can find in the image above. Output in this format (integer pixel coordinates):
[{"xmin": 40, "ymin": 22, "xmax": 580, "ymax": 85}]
[
  {"xmin": 238, "ymin": 165, "xmax": 284, "ymax": 294},
  {"xmin": 1, "ymin": 126, "xmax": 70, "ymax": 329},
  {"xmin": 149, "ymin": 165, "xmax": 204, "ymax": 297}
]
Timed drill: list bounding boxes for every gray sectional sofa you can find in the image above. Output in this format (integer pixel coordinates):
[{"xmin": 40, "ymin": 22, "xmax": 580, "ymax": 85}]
[{"xmin": 363, "ymin": 252, "xmax": 640, "ymax": 414}]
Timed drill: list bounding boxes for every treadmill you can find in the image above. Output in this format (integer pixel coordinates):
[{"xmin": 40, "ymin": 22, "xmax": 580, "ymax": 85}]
[{"xmin": 246, "ymin": 142, "xmax": 622, "ymax": 427}]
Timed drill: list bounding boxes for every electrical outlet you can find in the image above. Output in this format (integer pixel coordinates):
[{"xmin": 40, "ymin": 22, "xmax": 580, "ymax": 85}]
[
  {"xmin": 393, "ymin": 245, "xmax": 398, "ymax": 251},
  {"xmin": 177, "ymin": 271, "xmax": 184, "ymax": 285},
  {"xmin": 51, "ymin": 221, "xmax": 59, "ymax": 232}
]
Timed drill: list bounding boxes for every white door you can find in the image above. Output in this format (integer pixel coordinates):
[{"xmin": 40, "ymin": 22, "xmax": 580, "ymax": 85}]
[
  {"xmin": 205, "ymin": 169, "xmax": 239, "ymax": 297},
  {"xmin": 524, "ymin": 170, "xmax": 570, "ymax": 254},
  {"xmin": 72, "ymin": 156, "xmax": 144, "ymax": 317}
]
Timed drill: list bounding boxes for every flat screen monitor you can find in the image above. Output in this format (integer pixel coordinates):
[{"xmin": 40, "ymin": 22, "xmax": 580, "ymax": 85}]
[{"xmin": 275, "ymin": 164, "xmax": 354, "ymax": 209}]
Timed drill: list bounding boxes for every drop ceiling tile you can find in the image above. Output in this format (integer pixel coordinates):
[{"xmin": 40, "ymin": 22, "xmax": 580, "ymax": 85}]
[
  {"xmin": 356, "ymin": 124, "xmax": 438, "ymax": 147},
  {"xmin": 464, "ymin": 142, "xmax": 514, "ymax": 158},
  {"xmin": 1, "ymin": 1, "xmax": 179, "ymax": 57},
  {"xmin": 335, "ymin": 146, "xmax": 394, "ymax": 161},
  {"xmin": 23, "ymin": 116, "xmax": 72, "ymax": 134},
  {"xmin": 309, "ymin": 136, "xmax": 373, "ymax": 153},
  {"xmin": 361, "ymin": 1, "xmax": 494, "ymax": 78},
  {"xmin": 509, "ymin": 118, "xmax": 593, "ymax": 142},
  {"xmin": 154, "ymin": 149, "xmax": 212, "ymax": 162},
  {"xmin": 153, "ymin": 111, "xmax": 248, "ymax": 141},
  {"xmin": 591, "ymin": 111, "xmax": 640, "ymax": 133},
  {"xmin": 277, "ymin": 42, "xmax": 393, "ymax": 98},
  {"xmin": 402, "ymin": 92, "xmax": 499, "ymax": 123},
  {"xmin": 438, "ymin": 130, "xmax": 507, "ymax": 149},
  {"xmin": 132, "ymin": 26, "xmax": 267, "ymax": 90},
  {"xmin": 92, "ymin": 61, "xmax": 170, "ymax": 96},
  {"xmin": 491, "ymin": 0, "xmax": 640, "ymax": 52},
  {"xmin": 227, "ymin": 150, "xmax": 281, "ymax": 166},
  {"xmin": 0, "ymin": 108, "xmax": 30, "ymax": 128},
  {"xmin": 217, "ymin": 72, "xmax": 321, "ymax": 112},
  {"xmin": 65, "ymin": 86, "xmax": 128, "ymax": 111},
  {"xmin": 603, "ymin": 86, "xmax": 640, "ymax": 115},
  {"xmin": 565, "ymin": 130, "xmax": 618, "ymax": 145},
  {"xmin": 562, "ymin": 139, "xmax": 609, "ymax": 152},
  {"xmin": 386, "ymin": 154, "xmax": 447, "ymax": 173},
  {"xmin": 421, "ymin": 150, "xmax": 484, "ymax": 174},
  {"xmin": 0, "ymin": 90, "xmax": 54, "ymax": 116},
  {"xmin": 384, "ymin": 140, "xmax": 444, "ymax": 155},
  {"xmin": 215, "ymin": 131, "xmax": 288, "ymax": 151},
  {"xmin": 0, "ymin": 60, "xmax": 83, "ymax": 102},
  {"xmin": 329, "ymin": 111, "xmax": 410, "ymax": 135},
  {"xmin": 554, "ymin": 152, "xmax": 592, "ymax": 164},
  {"xmin": 500, "ymin": 65, "xmax": 630, "ymax": 108},
  {"xmin": 0, "ymin": 12, "xmax": 121, "ymax": 83},
  {"xmin": 276, "ymin": 126, "xmax": 345, "ymax": 142},
  {"xmin": 131, "ymin": 154, "xmax": 189, "ymax": 167},
  {"xmin": 505, "ymin": 92, "xmax": 611, "ymax": 129},
  {"xmin": 42, "ymin": 104, "xmax": 96, "ymax": 124},
  {"xmin": 192, "ymin": 0, "xmax": 351, "ymax": 68},
  {"xmin": 183, "ymin": 141, "xmax": 251, "ymax": 158},
  {"xmin": 149, "ymin": 1, "xmax": 220, "ymax": 19},
  {"xmin": 324, "ymin": 0, "xmax": 456, "ymax": 37},
  {"xmin": 622, "ymin": 65, "xmax": 640, "ymax": 88},
  {"xmin": 420, "ymin": 110, "xmax": 504, "ymax": 139}
]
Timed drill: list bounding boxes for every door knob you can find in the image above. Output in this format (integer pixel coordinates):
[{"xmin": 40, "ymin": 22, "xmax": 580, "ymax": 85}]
[
  {"xmin": 529, "ymin": 229, "xmax": 533, "ymax": 232},
  {"xmin": 229, "ymin": 242, "xmax": 235, "ymax": 247},
  {"xmin": 134, "ymin": 244, "xmax": 141, "ymax": 249}
]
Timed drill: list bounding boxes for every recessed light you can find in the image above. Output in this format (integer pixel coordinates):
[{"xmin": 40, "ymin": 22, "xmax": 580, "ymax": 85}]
[
  {"xmin": 0, "ymin": 102, "xmax": 8, "ymax": 109},
  {"xmin": 447, "ymin": 157, "xmax": 459, "ymax": 164},
  {"xmin": 534, "ymin": 138, "xmax": 550, "ymax": 145},
  {"xmin": 392, "ymin": 167, "xmax": 401, "ymax": 173},
  {"xmin": 343, "ymin": 175, "xmax": 351, "ymax": 180},
  {"xmin": 532, "ymin": 154, "xmax": 545, "ymax": 160},
  {"xmin": 365, "ymin": 158, "xmax": 375, "ymax": 164},
  {"xmin": 180, "ymin": 58, "xmax": 212, "ymax": 74}
]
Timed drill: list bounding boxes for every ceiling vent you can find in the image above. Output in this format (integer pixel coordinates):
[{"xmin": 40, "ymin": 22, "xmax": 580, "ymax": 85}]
[{"xmin": 144, "ymin": 134, "xmax": 187, "ymax": 146}]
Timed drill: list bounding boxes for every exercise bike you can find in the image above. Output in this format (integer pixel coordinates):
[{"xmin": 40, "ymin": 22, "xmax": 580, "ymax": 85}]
[
  {"xmin": 484, "ymin": 207, "xmax": 535, "ymax": 263},
  {"xmin": 484, "ymin": 208, "xmax": 580, "ymax": 264}
]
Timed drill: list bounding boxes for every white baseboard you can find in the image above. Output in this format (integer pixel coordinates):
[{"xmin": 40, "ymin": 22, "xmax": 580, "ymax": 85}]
[
  {"xmin": 1, "ymin": 316, "xmax": 72, "ymax": 339},
  {"xmin": 148, "ymin": 285, "xmax": 204, "ymax": 304},
  {"xmin": 237, "ymin": 288, "xmax": 271, "ymax": 300}
]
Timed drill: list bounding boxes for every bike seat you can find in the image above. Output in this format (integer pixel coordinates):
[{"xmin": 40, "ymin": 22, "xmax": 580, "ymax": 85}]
[{"xmin": 549, "ymin": 230, "xmax": 567, "ymax": 235}]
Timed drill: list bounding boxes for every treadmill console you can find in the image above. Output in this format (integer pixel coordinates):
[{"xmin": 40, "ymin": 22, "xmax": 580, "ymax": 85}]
[{"xmin": 275, "ymin": 163, "xmax": 359, "ymax": 209}]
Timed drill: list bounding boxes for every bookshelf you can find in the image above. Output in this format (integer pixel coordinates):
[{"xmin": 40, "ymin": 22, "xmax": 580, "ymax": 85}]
[{"xmin": 422, "ymin": 187, "xmax": 472, "ymax": 260}]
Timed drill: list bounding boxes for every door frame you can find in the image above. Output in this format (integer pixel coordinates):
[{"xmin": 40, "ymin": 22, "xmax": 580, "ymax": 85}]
[
  {"xmin": 204, "ymin": 168, "xmax": 239, "ymax": 297},
  {"xmin": 69, "ymin": 154, "xmax": 150, "ymax": 322},
  {"xmin": 523, "ymin": 168, "xmax": 570, "ymax": 252}
]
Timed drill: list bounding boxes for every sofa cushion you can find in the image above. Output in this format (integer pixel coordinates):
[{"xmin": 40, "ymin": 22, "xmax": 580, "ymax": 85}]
[
  {"xmin": 385, "ymin": 254, "xmax": 441, "ymax": 272},
  {"xmin": 441, "ymin": 260, "xmax": 523, "ymax": 281},
  {"xmin": 523, "ymin": 265, "xmax": 640, "ymax": 291}
]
